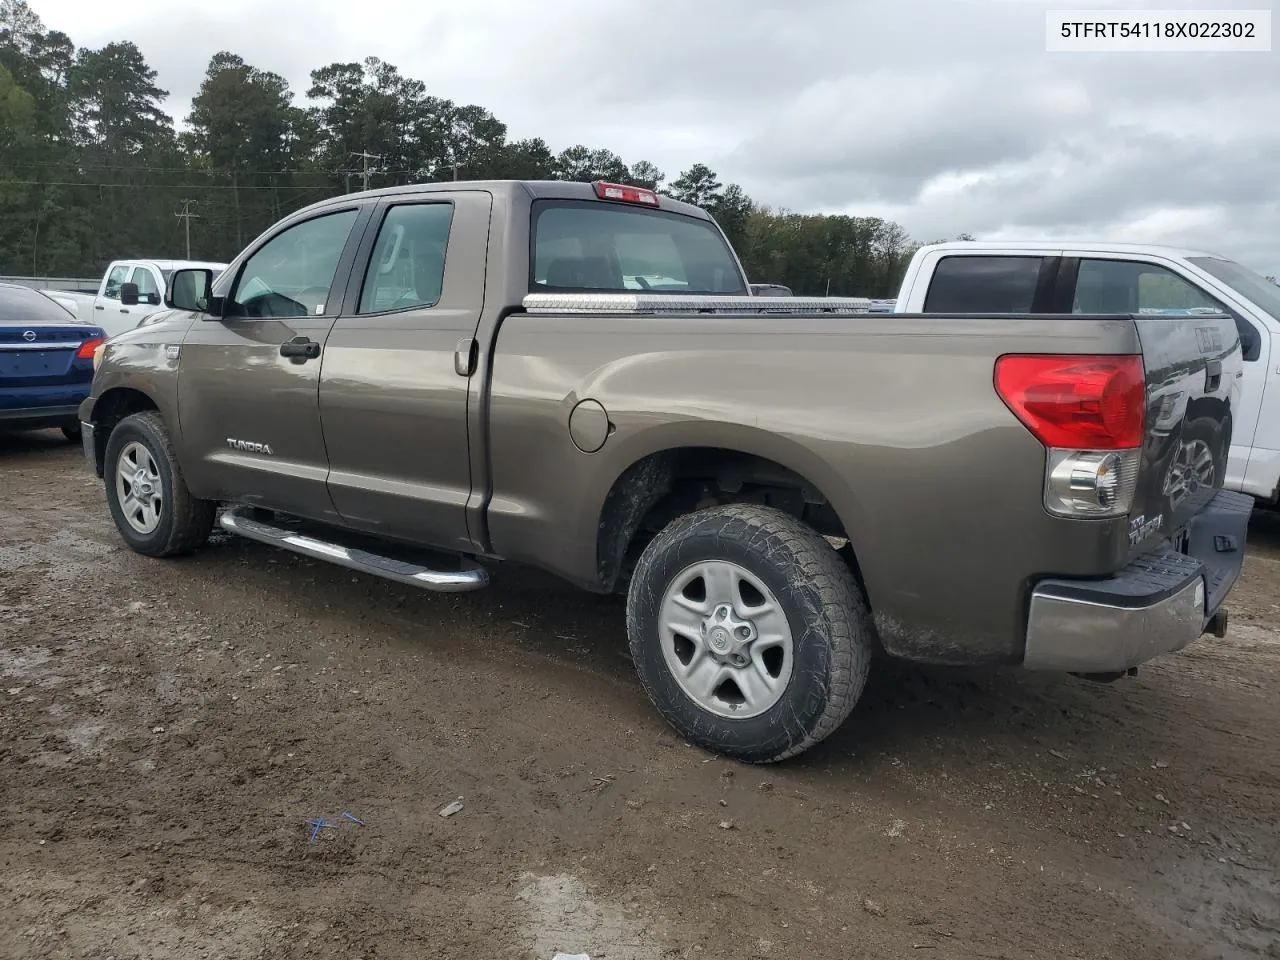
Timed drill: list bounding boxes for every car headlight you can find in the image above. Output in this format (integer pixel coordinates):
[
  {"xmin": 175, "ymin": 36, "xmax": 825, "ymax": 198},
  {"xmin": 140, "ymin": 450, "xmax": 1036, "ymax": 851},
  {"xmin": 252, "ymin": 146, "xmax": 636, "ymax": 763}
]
[{"xmin": 92, "ymin": 342, "xmax": 106, "ymax": 371}]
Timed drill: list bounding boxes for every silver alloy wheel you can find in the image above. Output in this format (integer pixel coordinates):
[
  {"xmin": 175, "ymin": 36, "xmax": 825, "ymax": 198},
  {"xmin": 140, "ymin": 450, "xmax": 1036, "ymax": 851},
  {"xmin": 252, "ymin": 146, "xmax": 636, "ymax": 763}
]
[
  {"xmin": 115, "ymin": 440, "xmax": 164, "ymax": 535},
  {"xmin": 658, "ymin": 559, "xmax": 795, "ymax": 720},
  {"xmin": 1164, "ymin": 438, "xmax": 1215, "ymax": 510}
]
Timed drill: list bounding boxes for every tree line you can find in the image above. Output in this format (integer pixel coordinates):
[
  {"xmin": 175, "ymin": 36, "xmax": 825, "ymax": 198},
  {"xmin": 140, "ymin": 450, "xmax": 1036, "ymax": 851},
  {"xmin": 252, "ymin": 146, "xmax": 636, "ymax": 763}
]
[{"xmin": 1, "ymin": 0, "xmax": 925, "ymax": 296}]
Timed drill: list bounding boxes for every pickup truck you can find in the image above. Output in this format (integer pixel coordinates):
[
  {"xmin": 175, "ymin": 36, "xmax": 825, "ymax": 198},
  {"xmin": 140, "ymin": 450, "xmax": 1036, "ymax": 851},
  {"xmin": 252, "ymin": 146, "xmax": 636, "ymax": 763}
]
[
  {"xmin": 896, "ymin": 241, "xmax": 1280, "ymax": 507},
  {"xmin": 78, "ymin": 180, "xmax": 1252, "ymax": 763},
  {"xmin": 48, "ymin": 258, "xmax": 228, "ymax": 338}
]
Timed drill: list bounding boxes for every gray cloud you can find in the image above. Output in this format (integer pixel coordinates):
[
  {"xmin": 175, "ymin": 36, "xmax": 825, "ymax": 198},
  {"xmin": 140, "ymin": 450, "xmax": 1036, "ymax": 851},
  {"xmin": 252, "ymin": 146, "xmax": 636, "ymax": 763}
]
[{"xmin": 39, "ymin": 0, "xmax": 1280, "ymax": 274}]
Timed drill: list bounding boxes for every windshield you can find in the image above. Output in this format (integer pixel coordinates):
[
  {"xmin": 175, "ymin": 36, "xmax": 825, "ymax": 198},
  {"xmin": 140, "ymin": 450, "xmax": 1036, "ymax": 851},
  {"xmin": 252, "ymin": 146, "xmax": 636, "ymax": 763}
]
[
  {"xmin": 531, "ymin": 200, "xmax": 746, "ymax": 295},
  {"xmin": 1187, "ymin": 256, "xmax": 1280, "ymax": 321}
]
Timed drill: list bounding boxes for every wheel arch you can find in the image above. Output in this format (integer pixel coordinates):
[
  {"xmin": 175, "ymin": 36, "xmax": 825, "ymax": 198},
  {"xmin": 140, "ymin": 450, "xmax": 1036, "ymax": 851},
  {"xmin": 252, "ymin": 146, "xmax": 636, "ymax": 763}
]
[
  {"xmin": 591, "ymin": 422, "xmax": 870, "ymax": 597},
  {"xmin": 86, "ymin": 386, "xmax": 161, "ymax": 478}
]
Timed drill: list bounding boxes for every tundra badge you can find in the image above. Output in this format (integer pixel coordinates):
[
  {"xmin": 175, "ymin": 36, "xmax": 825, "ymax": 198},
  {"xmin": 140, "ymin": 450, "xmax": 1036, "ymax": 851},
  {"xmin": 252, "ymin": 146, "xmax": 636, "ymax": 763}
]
[
  {"xmin": 226, "ymin": 438, "xmax": 273, "ymax": 455},
  {"xmin": 1128, "ymin": 513, "xmax": 1163, "ymax": 546}
]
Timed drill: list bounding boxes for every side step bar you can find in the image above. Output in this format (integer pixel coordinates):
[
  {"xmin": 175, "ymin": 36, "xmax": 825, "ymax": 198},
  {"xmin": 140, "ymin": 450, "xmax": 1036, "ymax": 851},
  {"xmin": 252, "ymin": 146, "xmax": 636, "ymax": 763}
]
[{"xmin": 218, "ymin": 506, "xmax": 489, "ymax": 593}]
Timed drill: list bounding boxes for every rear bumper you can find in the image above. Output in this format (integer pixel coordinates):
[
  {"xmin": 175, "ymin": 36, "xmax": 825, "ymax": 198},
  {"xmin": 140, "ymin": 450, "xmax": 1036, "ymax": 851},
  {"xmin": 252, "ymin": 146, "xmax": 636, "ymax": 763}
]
[
  {"xmin": 0, "ymin": 404, "xmax": 81, "ymax": 430},
  {"xmin": 1023, "ymin": 489, "xmax": 1253, "ymax": 673}
]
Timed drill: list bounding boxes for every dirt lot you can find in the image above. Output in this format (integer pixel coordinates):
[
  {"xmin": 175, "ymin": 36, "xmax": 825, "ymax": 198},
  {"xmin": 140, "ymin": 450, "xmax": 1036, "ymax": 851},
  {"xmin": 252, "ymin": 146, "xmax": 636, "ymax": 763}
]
[{"xmin": 1, "ymin": 431, "xmax": 1277, "ymax": 960}]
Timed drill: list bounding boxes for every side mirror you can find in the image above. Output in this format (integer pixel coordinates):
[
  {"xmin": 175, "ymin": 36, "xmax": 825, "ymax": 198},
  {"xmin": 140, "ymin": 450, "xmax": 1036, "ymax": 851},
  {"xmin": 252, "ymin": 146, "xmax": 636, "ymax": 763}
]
[
  {"xmin": 146, "ymin": 292, "xmax": 162, "ymax": 306},
  {"xmin": 120, "ymin": 282, "xmax": 140, "ymax": 306},
  {"xmin": 166, "ymin": 268, "xmax": 221, "ymax": 316},
  {"xmin": 1239, "ymin": 320, "xmax": 1262, "ymax": 362}
]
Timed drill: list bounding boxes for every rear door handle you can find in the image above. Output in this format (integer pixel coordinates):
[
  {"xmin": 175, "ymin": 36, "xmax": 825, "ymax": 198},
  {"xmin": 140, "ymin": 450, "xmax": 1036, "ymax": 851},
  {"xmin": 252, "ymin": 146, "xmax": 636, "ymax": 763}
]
[{"xmin": 280, "ymin": 336, "xmax": 321, "ymax": 362}]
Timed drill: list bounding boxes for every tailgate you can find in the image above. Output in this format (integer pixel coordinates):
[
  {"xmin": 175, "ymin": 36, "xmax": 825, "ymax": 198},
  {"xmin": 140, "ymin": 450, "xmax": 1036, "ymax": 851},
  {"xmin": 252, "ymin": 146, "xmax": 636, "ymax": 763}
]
[{"xmin": 1125, "ymin": 311, "xmax": 1242, "ymax": 557}]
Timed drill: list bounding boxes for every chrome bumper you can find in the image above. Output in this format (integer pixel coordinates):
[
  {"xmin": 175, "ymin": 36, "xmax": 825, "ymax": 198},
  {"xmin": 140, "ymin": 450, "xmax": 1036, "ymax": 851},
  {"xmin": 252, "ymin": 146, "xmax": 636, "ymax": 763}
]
[{"xmin": 1023, "ymin": 489, "xmax": 1253, "ymax": 673}]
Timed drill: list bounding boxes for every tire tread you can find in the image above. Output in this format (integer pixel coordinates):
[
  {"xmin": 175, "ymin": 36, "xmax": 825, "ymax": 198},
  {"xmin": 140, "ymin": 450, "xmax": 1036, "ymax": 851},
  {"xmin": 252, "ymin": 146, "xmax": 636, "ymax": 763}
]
[
  {"xmin": 106, "ymin": 411, "xmax": 215, "ymax": 557},
  {"xmin": 627, "ymin": 503, "xmax": 873, "ymax": 763}
]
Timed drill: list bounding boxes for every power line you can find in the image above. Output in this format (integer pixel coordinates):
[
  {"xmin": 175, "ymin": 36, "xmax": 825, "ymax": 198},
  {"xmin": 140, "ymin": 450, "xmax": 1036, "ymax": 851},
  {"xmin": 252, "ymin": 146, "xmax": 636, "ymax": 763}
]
[
  {"xmin": 3, "ymin": 179, "xmax": 336, "ymax": 190},
  {"xmin": 7, "ymin": 160, "xmax": 423, "ymax": 176}
]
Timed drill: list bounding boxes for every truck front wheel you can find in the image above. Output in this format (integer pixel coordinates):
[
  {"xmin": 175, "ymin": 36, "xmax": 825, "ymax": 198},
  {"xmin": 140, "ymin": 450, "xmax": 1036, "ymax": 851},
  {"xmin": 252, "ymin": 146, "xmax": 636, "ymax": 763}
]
[
  {"xmin": 625, "ymin": 503, "xmax": 873, "ymax": 763},
  {"xmin": 103, "ymin": 411, "xmax": 215, "ymax": 557}
]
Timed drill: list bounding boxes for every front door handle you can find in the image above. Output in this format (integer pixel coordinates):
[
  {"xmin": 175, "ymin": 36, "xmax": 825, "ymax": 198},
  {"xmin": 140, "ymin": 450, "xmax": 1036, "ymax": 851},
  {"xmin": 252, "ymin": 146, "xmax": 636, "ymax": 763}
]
[
  {"xmin": 453, "ymin": 337, "xmax": 477, "ymax": 377},
  {"xmin": 280, "ymin": 336, "xmax": 321, "ymax": 363}
]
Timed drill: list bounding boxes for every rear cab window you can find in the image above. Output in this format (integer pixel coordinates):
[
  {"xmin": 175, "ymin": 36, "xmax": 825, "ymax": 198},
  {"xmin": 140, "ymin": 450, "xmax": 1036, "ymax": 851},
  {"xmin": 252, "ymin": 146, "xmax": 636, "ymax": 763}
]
[
  {"xmin": 530, "ymin": 200, "xmax": 746, "ymax": 295},
  {"xmin": 921, "ymin": 256, "xmax": 1046, "ymax": 313}
]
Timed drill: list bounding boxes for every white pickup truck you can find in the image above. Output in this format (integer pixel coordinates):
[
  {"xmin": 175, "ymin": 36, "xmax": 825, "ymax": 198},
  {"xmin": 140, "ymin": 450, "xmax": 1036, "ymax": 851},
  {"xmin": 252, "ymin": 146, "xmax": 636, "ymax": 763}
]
[
  {"xmin": 48, "ymin": 259, "xmax": 228, "ymax": 338},
  {"xmin": 894, "ymin": 241, "xmax": 1280, "ymax": 505}
]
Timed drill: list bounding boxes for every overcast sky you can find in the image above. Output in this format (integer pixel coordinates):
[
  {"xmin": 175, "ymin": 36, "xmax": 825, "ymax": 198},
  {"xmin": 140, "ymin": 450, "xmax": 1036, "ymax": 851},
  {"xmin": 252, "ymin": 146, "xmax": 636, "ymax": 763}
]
[{"xmin": 38, "ymin": 0, "xmax": 1280, "ymax": 275}]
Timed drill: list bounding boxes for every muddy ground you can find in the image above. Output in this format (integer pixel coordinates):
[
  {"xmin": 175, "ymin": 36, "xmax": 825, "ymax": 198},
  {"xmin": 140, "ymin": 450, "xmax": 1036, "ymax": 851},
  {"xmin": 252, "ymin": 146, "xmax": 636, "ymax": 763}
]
[{"xmin": 1, "ymin": 430, "xmax": 1277, "ymax": 960}]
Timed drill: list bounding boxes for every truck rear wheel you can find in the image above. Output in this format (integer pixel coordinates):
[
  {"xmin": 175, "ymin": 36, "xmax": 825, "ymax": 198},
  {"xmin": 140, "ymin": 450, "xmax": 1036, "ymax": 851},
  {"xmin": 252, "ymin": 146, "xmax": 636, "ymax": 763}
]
[
  {"xmin": 103, "ymin": 411, "xmax": 215, "ymax": 557},
  {"xmin": 625, "ymin": 503, "xmax": 873, "ymax": 763}
]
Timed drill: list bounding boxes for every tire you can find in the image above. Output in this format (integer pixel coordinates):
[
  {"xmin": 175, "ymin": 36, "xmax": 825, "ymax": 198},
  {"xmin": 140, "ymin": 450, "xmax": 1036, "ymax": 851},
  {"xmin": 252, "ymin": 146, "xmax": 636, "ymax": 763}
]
[
  {"xmin": 626, "ymin": 503, "xmax": 873, "ymax": 764},
  {"xmin": 103, "ymin": 410, "xmax": 216, "ymax": 557},
  {"xmin": 61, "ymin": 423, "xmax": 81, "ymax": 443},
  {"xmin": 1163, "ymin": 415, "xmax": 1224, "ymax": 511}
]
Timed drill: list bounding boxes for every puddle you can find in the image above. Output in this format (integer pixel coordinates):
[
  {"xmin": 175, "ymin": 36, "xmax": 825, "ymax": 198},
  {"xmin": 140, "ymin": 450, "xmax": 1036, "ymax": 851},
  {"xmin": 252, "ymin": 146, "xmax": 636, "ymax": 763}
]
[
  {"xmin": 0, "ymin": 646, "xmax": 52, "ymax": 679},
  {"xmin": 1137, "ymin": 818, "xmax": 1280, "ymax": 960},
  {"xmin": 516, "ymin": 872, "xmax": 663, "ymax": 960},
  {"xmin": 3, "ymin": 872, "xmax": 275, "ymax": 959},
  {"xmin": 0, "ymin": 527, "xmax": 117, "ymax": 581}
]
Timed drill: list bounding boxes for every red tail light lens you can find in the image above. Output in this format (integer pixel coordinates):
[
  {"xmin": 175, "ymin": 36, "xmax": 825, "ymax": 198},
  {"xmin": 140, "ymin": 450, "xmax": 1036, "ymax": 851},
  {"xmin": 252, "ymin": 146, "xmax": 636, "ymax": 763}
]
[
  {"xmin": 76, "ymin": 337, "xmax": 105, "ymax": 360},
  {"xmin": 994, "ymin": 354, "xmax": 1146, "ymax": 450},
  {"xmin": 593, "ymin": 181, "xmax": 660, "ymax": 206}
]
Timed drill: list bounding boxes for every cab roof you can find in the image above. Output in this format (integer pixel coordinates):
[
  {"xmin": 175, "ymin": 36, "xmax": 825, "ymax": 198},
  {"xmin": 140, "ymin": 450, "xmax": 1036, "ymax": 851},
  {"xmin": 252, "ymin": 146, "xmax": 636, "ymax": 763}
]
[
  {"xmin": 293, "ymin": 179, "xmax": 715, "ymax": 223},
  {"xmin": 917, "ymin": 240, "xmax": 1231, "ymax": 262}
]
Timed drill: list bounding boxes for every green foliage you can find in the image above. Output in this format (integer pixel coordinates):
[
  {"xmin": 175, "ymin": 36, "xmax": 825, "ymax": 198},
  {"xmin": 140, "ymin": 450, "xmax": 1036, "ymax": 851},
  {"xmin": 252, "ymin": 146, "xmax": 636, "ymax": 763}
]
[
  {"xmin": 0, "ymin": 4, "xmax": 929, "ymax": 296},
  {"xmin": 667, "ymin": 162, "xmax": 722, "ymax": 207}
]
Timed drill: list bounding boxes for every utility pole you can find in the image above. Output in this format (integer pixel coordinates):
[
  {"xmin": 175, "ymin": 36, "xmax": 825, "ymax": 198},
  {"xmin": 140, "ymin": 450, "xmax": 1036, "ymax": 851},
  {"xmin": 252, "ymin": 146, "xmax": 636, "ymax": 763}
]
[
  {"xmin": 175, "ymin": 199, "xmax": 200, "ymax": 259},
  {"xmin": 350, "ymin": 150, "xmax": 381, "ymax": 191}
]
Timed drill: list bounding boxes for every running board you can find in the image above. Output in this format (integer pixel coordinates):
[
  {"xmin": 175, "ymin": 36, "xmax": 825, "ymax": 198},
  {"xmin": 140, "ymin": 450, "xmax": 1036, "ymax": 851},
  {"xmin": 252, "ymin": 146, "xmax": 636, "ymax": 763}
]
[{"xmin": 218, "ymin": 507, "xmax": 489, "ymax": 593}]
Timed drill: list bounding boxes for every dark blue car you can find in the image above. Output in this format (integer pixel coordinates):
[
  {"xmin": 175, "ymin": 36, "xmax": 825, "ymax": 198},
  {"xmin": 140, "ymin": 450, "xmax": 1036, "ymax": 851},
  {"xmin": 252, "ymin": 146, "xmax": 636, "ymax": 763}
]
[{"xmin": 0, "ymin": 282, "xmax": 106, "ymax": 443}]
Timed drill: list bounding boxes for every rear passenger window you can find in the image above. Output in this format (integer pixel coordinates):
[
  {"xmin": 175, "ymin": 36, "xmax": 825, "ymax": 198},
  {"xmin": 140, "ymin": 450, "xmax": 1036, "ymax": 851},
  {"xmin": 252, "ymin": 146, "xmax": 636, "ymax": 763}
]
[
  {"xmin": 921, "ymin": 256, "xmax": 1044, "ymax": 313},
  {"xmin": 359, "ymin": 203, "xmax": 455, "ymax": 314},
  {"xmin": 1072, "ymin": 259, "xmax": 1224, "ymax": 315},
  {"xmin": 129, "ymin": 267, "xmax": 160, "ymax": 302}
]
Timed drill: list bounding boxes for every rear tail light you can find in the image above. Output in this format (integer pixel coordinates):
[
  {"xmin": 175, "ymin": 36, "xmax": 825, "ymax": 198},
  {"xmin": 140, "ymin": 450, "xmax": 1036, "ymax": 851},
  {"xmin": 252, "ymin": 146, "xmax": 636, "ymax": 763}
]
[
  {"xmin": 995, "ymin": 354, "xmax": 1146, "ymax": 519},
  {"xmin": 76, "ymin": 337, "xmax": 105, "ymax": 360},
  {"xmin": 592, "ymin": 181, "xmax": 660, "ymax": 206}
]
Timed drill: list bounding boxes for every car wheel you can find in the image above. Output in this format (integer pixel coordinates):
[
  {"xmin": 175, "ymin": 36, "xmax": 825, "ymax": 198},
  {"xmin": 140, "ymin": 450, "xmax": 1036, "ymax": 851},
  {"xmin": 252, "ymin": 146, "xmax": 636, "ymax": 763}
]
[
  {"xmin": 1163, "ymin": 415, "xmax": 1225, "ymax": 512},
  {"xmin": 103, "ymin": 410, "xmax": 215, "ymax": 557},
  {"xmin": 626, "ymin": 503, "xmax": 873, "ymax": 763},
  {"xmin": 61, "ymin": 423, "xmax": 81, "ymax": 443}
]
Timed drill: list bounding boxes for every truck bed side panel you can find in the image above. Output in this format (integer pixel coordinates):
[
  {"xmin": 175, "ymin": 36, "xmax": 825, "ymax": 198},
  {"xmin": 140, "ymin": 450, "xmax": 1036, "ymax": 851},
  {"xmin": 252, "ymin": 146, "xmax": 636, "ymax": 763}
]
[{"xmin": 484, "ymin": 312, "xmax": 1144, "ymax": 665}]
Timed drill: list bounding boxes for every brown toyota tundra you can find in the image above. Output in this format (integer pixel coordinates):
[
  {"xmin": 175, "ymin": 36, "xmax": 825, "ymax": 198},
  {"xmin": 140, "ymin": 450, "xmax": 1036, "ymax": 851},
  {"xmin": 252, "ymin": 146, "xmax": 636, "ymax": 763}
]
[{"xmin": 79, "ymin": 180, "xmax": 1253, "ymax": 763}]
